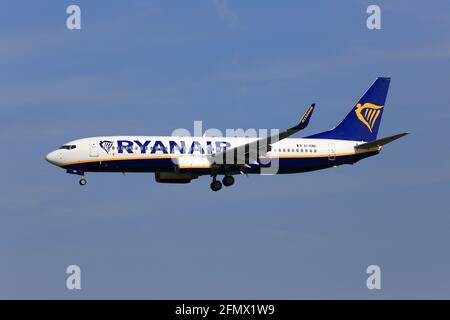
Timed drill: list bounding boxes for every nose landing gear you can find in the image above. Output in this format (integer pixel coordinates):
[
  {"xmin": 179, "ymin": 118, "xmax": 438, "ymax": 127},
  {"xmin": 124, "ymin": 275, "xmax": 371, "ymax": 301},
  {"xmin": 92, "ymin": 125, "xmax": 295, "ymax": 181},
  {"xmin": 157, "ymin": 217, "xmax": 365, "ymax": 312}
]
[
  {"xmin": 66, "ymin": 169, "xmax": 87, "ymax": 186},
  {"xmin": 79, "ymin": 177, "xmax": 87, "ymax": 186}
]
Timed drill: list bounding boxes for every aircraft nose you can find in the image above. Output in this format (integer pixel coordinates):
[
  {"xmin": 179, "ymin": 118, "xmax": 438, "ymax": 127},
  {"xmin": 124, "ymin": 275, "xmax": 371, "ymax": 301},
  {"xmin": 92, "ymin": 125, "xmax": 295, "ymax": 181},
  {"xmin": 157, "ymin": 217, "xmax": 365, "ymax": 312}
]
[{"xmin": 46, "ymin": 151, "xmax": 60, "ymax": 166}]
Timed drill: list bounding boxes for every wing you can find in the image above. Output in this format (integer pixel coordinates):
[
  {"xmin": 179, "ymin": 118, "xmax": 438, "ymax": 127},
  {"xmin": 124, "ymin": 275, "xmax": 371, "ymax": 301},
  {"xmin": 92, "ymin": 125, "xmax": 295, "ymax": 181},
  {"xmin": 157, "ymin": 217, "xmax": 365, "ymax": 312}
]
[{"xmin": 210, "ymin": 104, "xmax": 315, "ymax": 167}]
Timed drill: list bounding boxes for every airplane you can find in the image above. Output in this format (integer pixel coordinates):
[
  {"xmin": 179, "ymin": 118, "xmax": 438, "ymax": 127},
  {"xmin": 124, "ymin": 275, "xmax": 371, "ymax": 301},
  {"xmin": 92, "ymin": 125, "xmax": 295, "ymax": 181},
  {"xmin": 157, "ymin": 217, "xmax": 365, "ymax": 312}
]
[{"xmin": 46, "ymin": 77, "xmax": 409, "ymax": 191}]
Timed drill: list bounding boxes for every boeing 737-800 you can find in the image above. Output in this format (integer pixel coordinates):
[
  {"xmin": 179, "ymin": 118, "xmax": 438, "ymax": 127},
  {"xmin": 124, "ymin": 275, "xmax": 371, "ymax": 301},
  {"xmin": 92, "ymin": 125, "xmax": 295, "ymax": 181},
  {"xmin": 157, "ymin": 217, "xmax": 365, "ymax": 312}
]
[{"xmin": 46, "ymin": 77, "xmax": 408, "ymax": 191}]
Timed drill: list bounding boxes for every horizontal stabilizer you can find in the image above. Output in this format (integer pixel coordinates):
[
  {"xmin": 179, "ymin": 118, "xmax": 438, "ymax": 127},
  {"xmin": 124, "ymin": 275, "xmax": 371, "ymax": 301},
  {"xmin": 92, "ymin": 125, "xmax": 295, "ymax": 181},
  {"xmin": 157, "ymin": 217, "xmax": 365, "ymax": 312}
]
[{"xmin": 355, "ymin": 132, "xmax": 410, "ymax": 150}]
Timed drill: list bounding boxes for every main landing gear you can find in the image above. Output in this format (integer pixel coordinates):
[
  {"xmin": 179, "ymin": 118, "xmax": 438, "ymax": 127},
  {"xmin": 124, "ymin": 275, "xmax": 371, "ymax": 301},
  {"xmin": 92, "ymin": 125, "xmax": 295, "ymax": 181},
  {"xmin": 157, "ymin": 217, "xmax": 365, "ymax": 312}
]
[
  {"xmin": 210, "ymin": 179, "xmax": 222, "ymax": 192},
  {"xmin": 222, "ymin": 175, "xmax": 235, "ymax": 187},
  {"xmin": 210, "ymin": 175, "xmax": 235, "ymax": 191}
]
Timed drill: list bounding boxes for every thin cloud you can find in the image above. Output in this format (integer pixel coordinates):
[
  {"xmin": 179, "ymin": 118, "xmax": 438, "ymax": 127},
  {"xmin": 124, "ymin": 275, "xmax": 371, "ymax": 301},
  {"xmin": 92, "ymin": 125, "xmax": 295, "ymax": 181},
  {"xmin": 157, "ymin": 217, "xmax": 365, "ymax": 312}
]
[
  {"xmin": 351, "ymin": 44, "xmax": 450, "ymax": 63},
  {"xmin": 213, "ymin": 0, "xmax": 238, "ymax": 29}
]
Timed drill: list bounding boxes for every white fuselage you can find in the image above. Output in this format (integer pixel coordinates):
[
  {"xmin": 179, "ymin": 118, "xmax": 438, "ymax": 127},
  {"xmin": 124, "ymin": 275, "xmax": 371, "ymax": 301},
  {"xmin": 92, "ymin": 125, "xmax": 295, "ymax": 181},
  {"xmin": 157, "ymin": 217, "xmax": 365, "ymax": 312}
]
[{"xmin": 46, "ymin": 136, "xmax": 377, "ymax": 175}]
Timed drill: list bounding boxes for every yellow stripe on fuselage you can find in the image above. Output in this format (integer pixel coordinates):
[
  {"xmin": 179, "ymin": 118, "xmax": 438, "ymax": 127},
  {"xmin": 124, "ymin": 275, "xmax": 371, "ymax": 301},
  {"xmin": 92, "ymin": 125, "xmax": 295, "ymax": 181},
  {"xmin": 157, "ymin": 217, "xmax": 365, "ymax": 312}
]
[
  {"xmin": 178, "ymin": 166, "xmax": 211, "ymax": 169},
  {"xmin": 60, "ymin": 147, "xmax": 380, "ymax": 167}
]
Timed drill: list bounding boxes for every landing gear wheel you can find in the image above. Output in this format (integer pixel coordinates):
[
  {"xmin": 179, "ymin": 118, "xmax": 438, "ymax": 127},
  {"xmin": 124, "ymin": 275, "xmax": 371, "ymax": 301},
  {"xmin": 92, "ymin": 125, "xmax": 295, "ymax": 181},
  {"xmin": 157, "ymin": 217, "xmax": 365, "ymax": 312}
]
[
  {"xmin": 222, "ymin": 175, "xmax": 235, "ymax": 187},
  {"xmin": 210, "ymin": 180, "xmax": 222, "ymax": 192},
  {"xmin": 79, "ymin": 178, "xmax": 87, "ymax": 186}
]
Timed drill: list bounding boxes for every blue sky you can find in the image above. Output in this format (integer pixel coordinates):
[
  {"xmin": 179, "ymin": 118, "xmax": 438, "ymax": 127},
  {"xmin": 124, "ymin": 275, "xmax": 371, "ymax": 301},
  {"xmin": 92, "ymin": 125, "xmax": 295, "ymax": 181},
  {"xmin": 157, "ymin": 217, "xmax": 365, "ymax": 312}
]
[{"xmin": 1, "ymin": 0, "xmax": 450, "ymax": 298}]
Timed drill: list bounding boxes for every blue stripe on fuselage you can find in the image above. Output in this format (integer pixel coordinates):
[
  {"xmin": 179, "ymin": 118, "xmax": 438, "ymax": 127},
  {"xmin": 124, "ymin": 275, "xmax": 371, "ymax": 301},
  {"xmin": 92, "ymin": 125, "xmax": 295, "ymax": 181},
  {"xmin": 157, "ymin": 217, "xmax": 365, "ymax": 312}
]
[{"xmin": 62, "ymin": 151, "xmax": 379, "ymax": 174}]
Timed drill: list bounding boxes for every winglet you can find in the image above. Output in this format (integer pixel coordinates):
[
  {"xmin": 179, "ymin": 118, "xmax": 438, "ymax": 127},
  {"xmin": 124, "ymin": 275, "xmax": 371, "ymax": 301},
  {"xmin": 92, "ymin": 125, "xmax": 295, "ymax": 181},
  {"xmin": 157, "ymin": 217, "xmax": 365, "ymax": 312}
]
[{"xmin": 289, "ymin": 103, "xmax": 315, "ymax": 131}]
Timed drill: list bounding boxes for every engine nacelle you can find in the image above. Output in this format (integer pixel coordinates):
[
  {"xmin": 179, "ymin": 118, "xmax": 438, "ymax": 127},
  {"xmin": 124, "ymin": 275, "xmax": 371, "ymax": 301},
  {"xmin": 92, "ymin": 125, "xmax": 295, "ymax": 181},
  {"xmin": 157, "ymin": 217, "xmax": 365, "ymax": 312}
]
[{"xmin": 154, "ymin": 172, "xmax": 198, "ymax": 184}]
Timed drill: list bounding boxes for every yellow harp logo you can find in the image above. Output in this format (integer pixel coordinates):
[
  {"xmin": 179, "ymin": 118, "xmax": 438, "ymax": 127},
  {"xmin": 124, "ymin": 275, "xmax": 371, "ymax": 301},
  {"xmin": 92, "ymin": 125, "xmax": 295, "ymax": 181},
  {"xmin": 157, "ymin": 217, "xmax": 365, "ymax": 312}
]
[{"xmin": 355, "ymin": 103, "xmax": 384, "ymax": 132}]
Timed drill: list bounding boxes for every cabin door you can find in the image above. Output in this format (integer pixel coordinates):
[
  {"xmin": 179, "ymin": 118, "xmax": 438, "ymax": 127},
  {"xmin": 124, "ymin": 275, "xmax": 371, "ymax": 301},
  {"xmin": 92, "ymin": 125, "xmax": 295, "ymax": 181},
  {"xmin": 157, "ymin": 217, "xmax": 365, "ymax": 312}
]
[
  {"xmin": 328, "ymin": 143, "xmax": 336, "ymax": 161},
  {"xmin": 89, "ymin": 140, "xmax": 99, "ymax": 157}
]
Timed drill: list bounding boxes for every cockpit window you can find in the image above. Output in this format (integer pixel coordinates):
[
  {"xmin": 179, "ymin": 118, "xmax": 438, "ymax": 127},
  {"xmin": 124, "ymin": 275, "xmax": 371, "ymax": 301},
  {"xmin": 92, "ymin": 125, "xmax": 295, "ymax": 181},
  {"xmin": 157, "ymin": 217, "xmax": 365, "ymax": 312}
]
[{"xmin": 59, "ymin": 145, "xmax": 77, "ymax": 150}]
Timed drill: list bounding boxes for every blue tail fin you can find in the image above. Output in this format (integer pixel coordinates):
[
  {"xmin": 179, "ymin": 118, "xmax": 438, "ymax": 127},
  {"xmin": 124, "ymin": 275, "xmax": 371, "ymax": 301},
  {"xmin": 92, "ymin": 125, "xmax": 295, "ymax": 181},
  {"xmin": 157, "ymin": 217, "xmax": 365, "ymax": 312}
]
[{"xmin": 307, "ymin": 77, "xmax": 391, "ymax": 141}]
